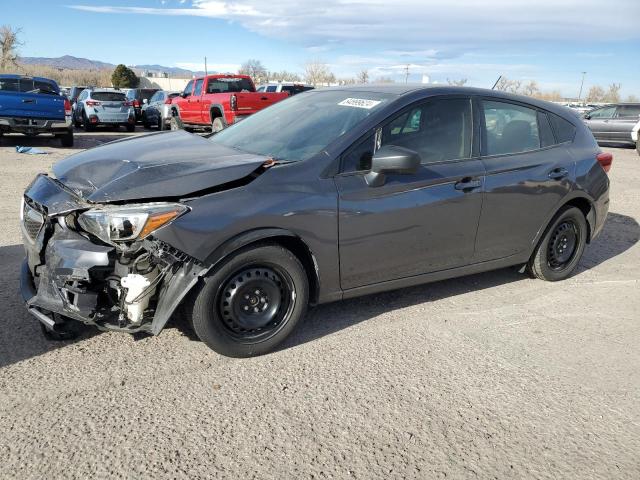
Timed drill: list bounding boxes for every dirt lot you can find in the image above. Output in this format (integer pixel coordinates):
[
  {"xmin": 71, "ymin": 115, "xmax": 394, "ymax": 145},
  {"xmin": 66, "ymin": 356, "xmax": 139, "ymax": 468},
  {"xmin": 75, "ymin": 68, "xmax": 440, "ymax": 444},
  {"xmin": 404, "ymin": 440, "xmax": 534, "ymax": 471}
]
[{"xmin": 0, "ymin": 129, "xmax": 638, "ymax": 479}]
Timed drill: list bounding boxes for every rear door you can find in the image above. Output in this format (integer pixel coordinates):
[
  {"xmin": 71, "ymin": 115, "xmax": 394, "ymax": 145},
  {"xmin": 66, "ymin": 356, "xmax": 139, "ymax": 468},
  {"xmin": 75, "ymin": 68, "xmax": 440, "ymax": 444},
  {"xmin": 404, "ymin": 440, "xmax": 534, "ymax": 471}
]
[
  {"xmin": 585, "ymin": 106, "xmax": 616, "ymax": 142},
  {"xmin": 610, "ymin": 105, "xmax": 640, "ymax": 143},
  {"xmin": 475, "ymin": 98, "xmax": 574, "ymax": 261},
  {"xmin": 336, "ymin": 96, "xmax": 485, "ymax": 289}
]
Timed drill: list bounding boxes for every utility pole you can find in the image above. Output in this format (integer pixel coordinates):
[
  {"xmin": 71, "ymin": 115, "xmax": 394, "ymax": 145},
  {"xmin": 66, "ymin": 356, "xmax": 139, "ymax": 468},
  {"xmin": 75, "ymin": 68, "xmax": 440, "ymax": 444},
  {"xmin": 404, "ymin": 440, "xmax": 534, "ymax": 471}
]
[
  {"xmin": 204, "ymin": 56, "xmax": 208, "ymax": 76},
  {"xmin": 404, "ymin": 64, "xmax": 410, "ymax": 83},
  {"xmin": 578, "ymin": 71, "xmax": 586, "ymax": 102}
]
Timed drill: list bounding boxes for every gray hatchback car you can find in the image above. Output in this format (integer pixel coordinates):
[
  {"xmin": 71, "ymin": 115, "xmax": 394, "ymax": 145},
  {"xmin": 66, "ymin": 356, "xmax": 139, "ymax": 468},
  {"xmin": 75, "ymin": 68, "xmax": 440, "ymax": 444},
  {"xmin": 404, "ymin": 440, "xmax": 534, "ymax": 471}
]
[{"xmin": 21, "ymin": 85, "xmax": 611, "ymax": 357}]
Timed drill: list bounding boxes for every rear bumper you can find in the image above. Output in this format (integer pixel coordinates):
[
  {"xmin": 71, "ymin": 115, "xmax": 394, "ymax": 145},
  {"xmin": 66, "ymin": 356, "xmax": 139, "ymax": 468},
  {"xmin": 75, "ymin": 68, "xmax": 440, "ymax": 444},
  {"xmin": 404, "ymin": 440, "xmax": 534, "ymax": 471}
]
[{"xmin": 0, "ymin": 115, "xmax": 72, "ymax": 134}]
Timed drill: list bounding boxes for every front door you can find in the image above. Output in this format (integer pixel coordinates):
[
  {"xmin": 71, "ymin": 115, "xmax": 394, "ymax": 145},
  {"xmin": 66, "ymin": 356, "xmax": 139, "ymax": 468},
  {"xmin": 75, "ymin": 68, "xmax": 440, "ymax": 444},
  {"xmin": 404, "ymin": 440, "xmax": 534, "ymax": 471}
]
[
  {"xmin": 335, "ymin": 96, "xmax": 485, "ymax": 290},
  {"xmin": 585, "ymin": 105, "xmax": 616, "ymax": 142}
]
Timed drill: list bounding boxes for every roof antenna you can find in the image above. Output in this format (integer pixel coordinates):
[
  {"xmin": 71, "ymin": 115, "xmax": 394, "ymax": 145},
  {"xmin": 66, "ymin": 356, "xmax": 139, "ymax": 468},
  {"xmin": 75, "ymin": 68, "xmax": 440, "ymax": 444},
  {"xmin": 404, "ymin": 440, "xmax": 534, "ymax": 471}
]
[{"xmin": 491, "ymin": 75, "xmax": 502, "ymax": 90}]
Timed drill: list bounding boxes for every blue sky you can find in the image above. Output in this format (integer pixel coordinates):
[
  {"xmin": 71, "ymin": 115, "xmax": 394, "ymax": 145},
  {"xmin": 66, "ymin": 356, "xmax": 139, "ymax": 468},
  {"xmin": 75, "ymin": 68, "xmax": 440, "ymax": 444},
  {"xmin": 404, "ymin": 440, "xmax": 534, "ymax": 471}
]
[{"xmin": 3, "ymin": 0, "xmax": 639, "ymax": 97}]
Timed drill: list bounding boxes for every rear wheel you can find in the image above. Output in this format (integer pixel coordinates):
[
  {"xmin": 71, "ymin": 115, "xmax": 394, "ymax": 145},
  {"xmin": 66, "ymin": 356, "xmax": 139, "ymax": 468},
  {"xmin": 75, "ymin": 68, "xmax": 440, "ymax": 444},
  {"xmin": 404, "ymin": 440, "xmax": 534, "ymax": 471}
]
[
  {"xmin": 158, "ymin": 115, "xmax": 164, "ymax": 131},
  {"xmin": 211, "ymin": 116, "xmax": 225, "ymax": 133},
  {"xmin": 82, "ymin": 111, "xmax": 95, "ymax": 132},
  {"xmin": 527, "ymin": 206, "xmax": 588, "ymax": 281},
  {"xmin": 188, "ymin": 244, "xmax": 309, "ymax": 357},
  {"xmin": 58, "ymin": 129, "xmax": 74, "ymax": 147},
  {"xmin": 125, "ymin": 123, "xmax": 135, "ymax": 132},
  {"xmin": 142, "ymin": 112, "xmax": 150, "ymax": 129}
]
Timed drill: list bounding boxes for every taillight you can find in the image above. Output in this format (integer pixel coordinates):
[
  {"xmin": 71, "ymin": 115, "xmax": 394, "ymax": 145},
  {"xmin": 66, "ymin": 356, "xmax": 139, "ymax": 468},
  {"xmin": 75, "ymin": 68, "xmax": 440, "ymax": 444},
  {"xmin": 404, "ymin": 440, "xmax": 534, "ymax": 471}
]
[
  {"xmin": 164, "ymin": 97, "xmax": 173, "ymax": 105},
  {"xmin": 86, "ymin": 100, "xmax": 101, "ymax": 107},
  {"xmin": 230, "ymin": 94, "xmax": 237, "ymax": 111},
  {"xmin": 596, "ymin": 152, "xmax": 613, "ymax": 173},
  {"xmin": 133, "ymin": 100, "xmax": 140, "ymax": 108},
  {"xmin": 63, "ymin": 98, "xmax": 72, "ymax": 115},
  {"xmin": 123, "ymin": 101, "xmax": 132, "ymax": 107}
]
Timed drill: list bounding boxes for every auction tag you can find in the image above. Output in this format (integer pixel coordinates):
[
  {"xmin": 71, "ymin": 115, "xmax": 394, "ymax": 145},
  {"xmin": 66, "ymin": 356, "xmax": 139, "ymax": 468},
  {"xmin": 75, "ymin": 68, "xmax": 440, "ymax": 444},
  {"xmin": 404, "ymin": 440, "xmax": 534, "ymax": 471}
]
[{"xmin": 338, "ymin": 98, "xmax": 382, "ymax": 109}]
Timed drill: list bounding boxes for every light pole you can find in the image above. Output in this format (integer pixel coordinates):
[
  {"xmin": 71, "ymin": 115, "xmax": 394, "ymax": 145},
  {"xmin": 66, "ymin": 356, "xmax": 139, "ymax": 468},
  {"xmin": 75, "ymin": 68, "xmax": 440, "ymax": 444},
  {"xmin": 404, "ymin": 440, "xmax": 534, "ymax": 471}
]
[{"xmin": 578, "ymin": 71, "xmax": 587, "ymax": 102}]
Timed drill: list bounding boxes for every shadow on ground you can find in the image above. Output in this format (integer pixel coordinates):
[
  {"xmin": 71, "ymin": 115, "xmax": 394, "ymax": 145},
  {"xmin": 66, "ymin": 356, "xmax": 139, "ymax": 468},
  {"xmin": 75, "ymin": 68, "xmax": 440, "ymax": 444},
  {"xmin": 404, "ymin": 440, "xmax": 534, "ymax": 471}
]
[
  {"xmin": 0, "ymin": 127, "xmax": 140, "ymax": 150},
  {"xmin": 1, "ymin": 212, "xmax": 638, "ymax": 368}
]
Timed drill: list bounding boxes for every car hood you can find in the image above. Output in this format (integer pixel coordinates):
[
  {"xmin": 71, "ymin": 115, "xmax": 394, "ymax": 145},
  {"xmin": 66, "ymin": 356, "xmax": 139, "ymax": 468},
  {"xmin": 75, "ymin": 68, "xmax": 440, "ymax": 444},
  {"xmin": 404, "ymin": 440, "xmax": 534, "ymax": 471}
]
[{"xmin": 52, "ymin": 130, "xmax": 269, "ymax": 203}]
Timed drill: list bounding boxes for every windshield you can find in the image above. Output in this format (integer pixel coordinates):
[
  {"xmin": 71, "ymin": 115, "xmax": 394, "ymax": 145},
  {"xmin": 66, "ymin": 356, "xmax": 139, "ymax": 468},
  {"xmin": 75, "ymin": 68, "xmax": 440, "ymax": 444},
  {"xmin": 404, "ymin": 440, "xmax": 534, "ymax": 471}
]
[{"xmin": 210, "ymin": 90, "xmax": 395, "ymax": 161}]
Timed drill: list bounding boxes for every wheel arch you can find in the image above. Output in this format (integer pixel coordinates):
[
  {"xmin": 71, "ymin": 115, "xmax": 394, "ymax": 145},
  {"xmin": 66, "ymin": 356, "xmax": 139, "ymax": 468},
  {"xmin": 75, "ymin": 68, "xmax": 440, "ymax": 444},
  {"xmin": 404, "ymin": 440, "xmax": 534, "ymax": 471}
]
[
  {"xmin": 209, "ymin": 104, "xmax": 227, "ymax": 126},
  {"xmin": 204, "ymin": 228, "xmax": 320, "ymax": 305}
]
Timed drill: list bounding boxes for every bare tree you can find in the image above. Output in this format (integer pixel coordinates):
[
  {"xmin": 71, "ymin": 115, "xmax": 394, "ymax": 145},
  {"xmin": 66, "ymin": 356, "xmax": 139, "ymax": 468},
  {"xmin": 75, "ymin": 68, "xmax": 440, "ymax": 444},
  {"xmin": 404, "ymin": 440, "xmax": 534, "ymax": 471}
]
[
  {"xmin": 0, "ymin": 25, "xmax": 22, "ymax": 70},
  {"xmin": 522, "ymin": 80, "xmax": 540, "ymax": 97},
  {"xmin": 268, "ymin": 70, "xmax": 301, "ymax": 82},
  {"xmin": 603, "ymin": 83, "xmax": 621, "ymax": 103},
  {"xmin": 238, "ymin": 59, "xmax": 268, "ymax": 85},
  {"xmin": 357, "ymin": 69, "xmax": 369, "ymax": 84},
  {"xmin": 446, "ymin": 78, "xmax": 467, "ymax": 86},
  {"xmin": 627, "ymin": 94, "xmax": 639, "ymax": 102},
  {"xmin": 586, "ymin": 85, "xmax": 605, "ymax": 103},
  {"xmin": 494, "ymin": 76, "xmax": 522, "ymax": 94},
  {"xmin": 303, "ymin": 60, "xmax": 335, "ymax": 86},
  {"xmin": 374, "ymin": 76, "xmax": 395, "ymax": 84}
]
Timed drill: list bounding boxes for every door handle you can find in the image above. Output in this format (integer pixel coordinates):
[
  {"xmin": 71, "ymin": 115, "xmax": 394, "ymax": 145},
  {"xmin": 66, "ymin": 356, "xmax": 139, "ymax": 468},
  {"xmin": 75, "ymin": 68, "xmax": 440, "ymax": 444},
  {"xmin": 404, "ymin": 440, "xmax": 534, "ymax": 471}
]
[
  {"xmin": 22, "ymin": 99, "xmax": 35, "ymax": 104},
  {"xmin": 454, "ymin": 177, "xmax": 482, "ymax": 191},
  {"xmin": 261, "ymin": 96, "xmax": 268, "ymax": 100},
  {"xmin": 548, "ymin": 167, "xmax": 568, "ymax": 180}
]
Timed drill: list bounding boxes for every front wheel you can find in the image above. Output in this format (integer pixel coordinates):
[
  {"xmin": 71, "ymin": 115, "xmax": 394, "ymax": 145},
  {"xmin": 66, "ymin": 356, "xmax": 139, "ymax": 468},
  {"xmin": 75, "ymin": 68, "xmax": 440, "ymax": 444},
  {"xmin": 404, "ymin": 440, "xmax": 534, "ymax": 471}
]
[
  {"xmin": 527, "ymin": 206, "xmax": 588, "ymax": 281},
  {"xmin": 211, "ymin": 116, "xmax": 225, "ymax": 133},
  {"xmin": 188, "ymin": 245, "xmax": 309, "ymax": 357},
  {"xmin": 58, "ymin": 129, "xmax": 74, "ymax": 147},
  {"xmin": 125, "ymin": 123, "xmax": 135, "ymax": 132}
]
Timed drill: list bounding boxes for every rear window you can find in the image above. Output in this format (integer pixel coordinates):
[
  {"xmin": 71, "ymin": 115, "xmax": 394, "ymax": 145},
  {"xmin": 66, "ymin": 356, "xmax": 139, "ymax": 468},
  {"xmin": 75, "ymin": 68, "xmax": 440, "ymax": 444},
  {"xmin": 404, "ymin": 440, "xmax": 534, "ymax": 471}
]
[
  {"xmin": 140, "ymin": 89, "xmax": 158, "ymax": 101},
  {"xmin": 548, "ymin": 113, "xmax": 576, "ymax": 143},
  {"xmin": 92, "ymin": 92, "xmax": 126, "ymax": 101},
  {"xmin": 206, "ymin": 77, "xmax": 254, "ymax": 94}
]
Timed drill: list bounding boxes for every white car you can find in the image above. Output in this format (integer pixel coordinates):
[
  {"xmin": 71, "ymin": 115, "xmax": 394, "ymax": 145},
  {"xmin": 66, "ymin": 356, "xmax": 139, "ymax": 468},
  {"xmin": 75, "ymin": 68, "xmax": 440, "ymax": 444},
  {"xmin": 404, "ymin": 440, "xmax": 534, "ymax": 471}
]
[{"xmin": 256, "ymin": 82, "xmax": 314, "ymax": 96}]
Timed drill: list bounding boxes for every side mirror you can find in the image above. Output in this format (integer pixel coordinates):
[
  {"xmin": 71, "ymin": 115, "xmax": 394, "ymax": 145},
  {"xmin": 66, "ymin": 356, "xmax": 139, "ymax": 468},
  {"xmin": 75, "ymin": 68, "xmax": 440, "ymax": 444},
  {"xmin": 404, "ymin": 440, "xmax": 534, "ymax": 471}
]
[
  {"xmin": 181, "ymin": 92, "xmax": 189, "ymax": 98},
  {"xmin": 365, "ymin": 145, "xmax": 421, "ymax": 187},
  {"xmin": 583, "ymin": 114, "xmax": 591, "ymax": 120},
  {"xmin": 142, "ymin": 98, "xmax": 148, "ymax": 104}
]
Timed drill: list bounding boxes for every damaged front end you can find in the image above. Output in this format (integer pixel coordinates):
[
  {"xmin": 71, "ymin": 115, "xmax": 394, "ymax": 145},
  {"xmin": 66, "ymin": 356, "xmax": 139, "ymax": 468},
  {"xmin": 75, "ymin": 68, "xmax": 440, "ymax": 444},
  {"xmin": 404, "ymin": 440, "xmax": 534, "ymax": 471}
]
[{"xmin": 20, "ymin": 174, "xmax": 206, "ymax": 335}]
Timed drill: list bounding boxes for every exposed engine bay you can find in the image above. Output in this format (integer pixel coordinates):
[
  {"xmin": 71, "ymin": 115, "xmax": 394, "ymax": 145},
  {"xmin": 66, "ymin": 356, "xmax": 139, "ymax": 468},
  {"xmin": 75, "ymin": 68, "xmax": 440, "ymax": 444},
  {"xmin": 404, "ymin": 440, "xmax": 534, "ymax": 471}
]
[{"xmin": 21, "ymin": 174, "xmax": 207, "ymax": 335}]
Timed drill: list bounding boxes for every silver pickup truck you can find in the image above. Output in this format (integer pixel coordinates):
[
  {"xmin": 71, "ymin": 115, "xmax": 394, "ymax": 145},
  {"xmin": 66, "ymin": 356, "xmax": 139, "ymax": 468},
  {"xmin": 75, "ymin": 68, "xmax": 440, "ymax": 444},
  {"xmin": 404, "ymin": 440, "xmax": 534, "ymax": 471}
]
[{"xmin": 0, "ymin": 74, "xmax": 74, "ymax": 147}]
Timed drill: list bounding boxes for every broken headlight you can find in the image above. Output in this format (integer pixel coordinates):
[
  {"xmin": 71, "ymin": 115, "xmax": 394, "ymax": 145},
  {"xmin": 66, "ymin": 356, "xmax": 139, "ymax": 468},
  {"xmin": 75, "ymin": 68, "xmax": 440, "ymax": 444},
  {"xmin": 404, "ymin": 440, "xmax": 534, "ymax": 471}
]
[{"xmin": 77, "ymin": 203, "xmax": 188, "ymax": 245}]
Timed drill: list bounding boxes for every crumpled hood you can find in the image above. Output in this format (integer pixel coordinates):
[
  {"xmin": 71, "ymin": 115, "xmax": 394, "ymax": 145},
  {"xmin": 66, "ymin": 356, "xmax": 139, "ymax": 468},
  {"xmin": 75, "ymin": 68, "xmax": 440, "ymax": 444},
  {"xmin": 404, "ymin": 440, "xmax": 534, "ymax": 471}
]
[{"xmin": 52, "ymin": 130, "xmax": 268, "ymax": 203}]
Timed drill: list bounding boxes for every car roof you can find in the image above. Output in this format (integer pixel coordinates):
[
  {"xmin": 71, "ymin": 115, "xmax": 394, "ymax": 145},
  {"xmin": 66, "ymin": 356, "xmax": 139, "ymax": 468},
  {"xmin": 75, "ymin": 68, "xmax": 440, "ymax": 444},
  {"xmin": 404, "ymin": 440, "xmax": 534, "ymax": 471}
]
[
  {"xmin": 0, "ymin": 73, "xmax": 58, "ymax": 84},
  {"xmin": 321, "ymin": 84, "xmax": 580, "ymax": 120}
]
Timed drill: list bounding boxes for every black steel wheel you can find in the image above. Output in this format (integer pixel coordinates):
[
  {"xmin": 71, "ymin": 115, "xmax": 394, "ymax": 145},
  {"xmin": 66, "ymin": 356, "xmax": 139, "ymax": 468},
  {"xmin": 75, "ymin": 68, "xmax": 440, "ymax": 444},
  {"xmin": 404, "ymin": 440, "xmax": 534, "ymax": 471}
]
[
  {"xmin": 527, "ymin": 206, "xmax": 588, "ymax": 281},
  {"xmin": 188, "ymin": 244, "xmax": 309, "ymax": 357}
]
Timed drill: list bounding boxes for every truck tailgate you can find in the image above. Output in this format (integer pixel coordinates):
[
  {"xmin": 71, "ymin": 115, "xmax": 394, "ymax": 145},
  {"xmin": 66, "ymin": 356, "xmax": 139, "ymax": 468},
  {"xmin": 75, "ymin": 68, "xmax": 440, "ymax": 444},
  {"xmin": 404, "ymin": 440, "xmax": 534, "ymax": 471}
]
[
  {"xmin": 235, "ymin": 92, "xmax": 289, "ymax": 115},
  {"xmin": 0, "ymin": 91, "xmax": 66, "ymax": 120}
]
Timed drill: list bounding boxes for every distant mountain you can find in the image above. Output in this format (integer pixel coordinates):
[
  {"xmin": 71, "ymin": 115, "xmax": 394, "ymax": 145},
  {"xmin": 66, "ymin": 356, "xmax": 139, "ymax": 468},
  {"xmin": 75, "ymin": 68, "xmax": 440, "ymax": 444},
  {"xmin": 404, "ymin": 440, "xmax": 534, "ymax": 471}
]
[{"xmin": 18, "ymin": 55, "xmax": 203, "ymax": 77}]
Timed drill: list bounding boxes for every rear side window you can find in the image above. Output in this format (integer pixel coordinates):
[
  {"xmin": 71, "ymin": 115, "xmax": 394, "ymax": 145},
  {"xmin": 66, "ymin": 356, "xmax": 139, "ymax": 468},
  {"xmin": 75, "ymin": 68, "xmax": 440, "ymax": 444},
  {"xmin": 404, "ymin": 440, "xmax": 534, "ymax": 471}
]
[
  {"xmin": 537, "ymin": 112, "xmax": 555, "ymax": 148},
  {"xmin": 0, "ymin": 78, "xmax": 19, "ymax": 91},
  {"xmin": 126, "ymin": 90, "xmax": 135, "ymax": 100},
  {"xmin": 616, "ymin": 105, "xmax": 640, "ymax": 118},
  {"xmin": 266, "ymin": 85, "xmax": 278, "ymax": 92},
  {"xmin": 92, "ymin": 92, "xmax": 126, "ymax": 101},
  {"xmin": 548, "ymin": 113, "xmax": 576, "ymax": 143},
  {"xmin": 483, "ymin": 100, "xmax": 540, "ymax": 155}
]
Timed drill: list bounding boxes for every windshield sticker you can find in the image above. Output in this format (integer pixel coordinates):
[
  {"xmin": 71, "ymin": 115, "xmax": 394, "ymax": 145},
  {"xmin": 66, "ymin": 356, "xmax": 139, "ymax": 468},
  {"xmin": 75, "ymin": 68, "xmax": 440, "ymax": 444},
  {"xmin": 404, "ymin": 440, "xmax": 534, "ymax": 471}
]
[{"xmin": 338, "ymin": 98, "xmax": 382, "ymax": 109}]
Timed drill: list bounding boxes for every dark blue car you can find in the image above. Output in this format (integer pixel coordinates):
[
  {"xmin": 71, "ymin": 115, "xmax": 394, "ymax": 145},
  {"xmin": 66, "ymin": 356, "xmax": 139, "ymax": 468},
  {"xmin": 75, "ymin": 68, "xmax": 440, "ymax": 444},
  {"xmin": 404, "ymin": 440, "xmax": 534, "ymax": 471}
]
[
  {"xmin": 0, "ymin": 74, "xmax": 73, "ymax": 147},
  {"xmin": 20, "ymin": 85, "xmax": 610, "ymax": 356}
]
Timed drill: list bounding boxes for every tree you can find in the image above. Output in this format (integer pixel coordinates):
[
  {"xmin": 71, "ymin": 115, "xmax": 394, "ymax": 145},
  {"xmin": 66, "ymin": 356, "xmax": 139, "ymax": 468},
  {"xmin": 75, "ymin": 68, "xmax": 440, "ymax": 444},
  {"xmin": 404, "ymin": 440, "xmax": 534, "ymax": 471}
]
[
  {"xmin": 0, "ymin": 25, "xmax": 22, "ymax": 70},
  {"xmin": 446, "ymin": 78, "xmax": 467, "ymax": 86},
  {"xmin": 494, "ymin": 76, "xmax": 522, "ymax": 94},
  {"xmin": 603, "ymin": 83, "xmax": 621, "ymax": 103},
  {"xmin": 357, "ymin": 70, "xmax": 369, "ymax": 84},
  {"xmin": 522, "ymin": 80, "xmax": 540, "ymax": 97},
  {"xmin": 267, "ymin": 70, "xmax": 301, "ymax": 82},
  {"xmin": 586, "ymin": 85, "xmax": 605, "ymax": 103},
  {"xmin": 111, "ymin": 64, "xmax": 139, "ymax": 88},
  {"xmin": 239, "ymin": 59, "xmax": 268, "ymax": 85},
  {"xmin": 303, "ymin": 60, "xmax": 335, "ymax": 86},
  {"xmin": 627, "ymin": 94, "xmax": 639, "ymax": 102}
]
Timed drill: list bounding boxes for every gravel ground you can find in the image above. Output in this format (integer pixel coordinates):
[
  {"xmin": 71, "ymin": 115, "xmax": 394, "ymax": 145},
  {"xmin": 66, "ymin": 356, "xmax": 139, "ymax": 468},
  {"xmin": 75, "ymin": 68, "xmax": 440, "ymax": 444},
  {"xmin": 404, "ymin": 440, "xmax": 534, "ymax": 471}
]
[{"xmin": 0, "ymin": 129, "xmax": 638, "ymax": 479}]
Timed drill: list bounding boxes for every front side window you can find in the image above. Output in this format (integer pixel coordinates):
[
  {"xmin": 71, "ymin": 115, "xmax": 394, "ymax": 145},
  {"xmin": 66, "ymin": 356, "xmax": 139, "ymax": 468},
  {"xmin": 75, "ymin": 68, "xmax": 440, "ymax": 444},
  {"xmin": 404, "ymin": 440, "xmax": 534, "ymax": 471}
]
[
  {"xmin": 341, "ymin": 97, "xmax": 472, "ymax": 172},
  {"xmin": 193, "ymin": 79, "xmax": 204, "ymax": 96},
  {"xmin": 182, "ymin": 80, "xmax": 194, "ymax": 97},
  {"xmin": 589, "ymin": 106, "xmax": 615, "ymax": 119},
  {"xmin": 483, "ymin": 100, "xmax": 540, "ymax": 155}
]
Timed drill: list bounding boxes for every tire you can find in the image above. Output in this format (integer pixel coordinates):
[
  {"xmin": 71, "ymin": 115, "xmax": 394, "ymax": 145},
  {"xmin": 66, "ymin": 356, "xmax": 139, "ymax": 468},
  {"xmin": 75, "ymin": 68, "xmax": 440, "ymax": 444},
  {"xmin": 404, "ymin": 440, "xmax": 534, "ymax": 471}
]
[
  {"xmin": 58, "ymin": 129, "xmax": 74, "ymax": 147},
  {"xmin": 636, "ymin": 138, "xmax": 639, "ymax": 156},
  {"xmin": 142, "ymin": 113, "xmax": 150, "ymax": 129},
  {"xmin": 211, "ymin": 116, "xmax": 225, "ymax": 133},
  {"xmin": 82, "ymin": 111, "xmax": 95, "ymax": 132},
  {"xmin": 187, "ymin": 244, "xmax": 309, "ymax": 357},
  {"xmin": 526, "ymin": 206, "xmax": 588, "ymax": 281},
  {"xmin": 73, "ymin": 112, "xmax": 81, "ymax": 128},
  {"xmin": 158, "ymin": 116, "xmax": 164, "ymax": 131},
  {"xmin": 125, "ymin": 123, "xmax": 135, "ymax": 132}
]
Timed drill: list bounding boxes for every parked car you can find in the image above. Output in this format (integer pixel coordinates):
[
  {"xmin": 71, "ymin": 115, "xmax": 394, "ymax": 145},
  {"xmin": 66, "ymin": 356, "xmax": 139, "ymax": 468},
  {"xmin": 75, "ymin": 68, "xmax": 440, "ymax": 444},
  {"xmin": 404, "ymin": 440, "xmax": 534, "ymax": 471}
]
[
  {"xmin": 20, "ymin": 85, "xmax": 611, "ymax": 357},
  {"xmin": 74, "ymin": 88, "xmax": 135, "ymax": 131},
  {"xmin": 171, "ymin": 74, "xmax": 289, "ymax": 132},
  {"xmin": 141, "ymin": 90, "xmax": 180, "ymax": 130},
  {"xmin": 256, "ymin": 82, "xmax": 314, "ymax": 96},
  {"xmin": 583, "ymin": 103, "xmax": 640, "ymax": 146},
  {"xmin": 0, "ymin": 74, "xmax": 73, "ymax": 147},
  {"xmin": 125, "ymin": 88, "xmax": 159, "ymax": 122},
  {"xmin": 632, "ymin": 119, "xmax": 640, "ymax": 154},
  {"xmin": 68, "ymin": 85, "xmax": 87, "ymax": 125}
]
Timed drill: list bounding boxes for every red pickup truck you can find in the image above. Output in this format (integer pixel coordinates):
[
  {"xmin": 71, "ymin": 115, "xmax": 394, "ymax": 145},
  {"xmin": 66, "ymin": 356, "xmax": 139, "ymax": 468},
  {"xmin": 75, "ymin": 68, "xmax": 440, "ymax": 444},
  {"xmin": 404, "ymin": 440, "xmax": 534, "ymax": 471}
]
[{"xmin": 172, "ymin": 74, "xmax": 289, "ymax": 132}]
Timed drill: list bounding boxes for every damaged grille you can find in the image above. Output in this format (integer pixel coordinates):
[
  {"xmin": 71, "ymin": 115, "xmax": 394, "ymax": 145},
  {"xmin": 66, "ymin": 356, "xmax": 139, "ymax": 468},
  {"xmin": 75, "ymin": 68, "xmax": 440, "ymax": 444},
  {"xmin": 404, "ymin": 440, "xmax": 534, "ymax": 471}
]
[{"xmin": 22, "ymin": 199, "xmax": 45, "ymax": 241}]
